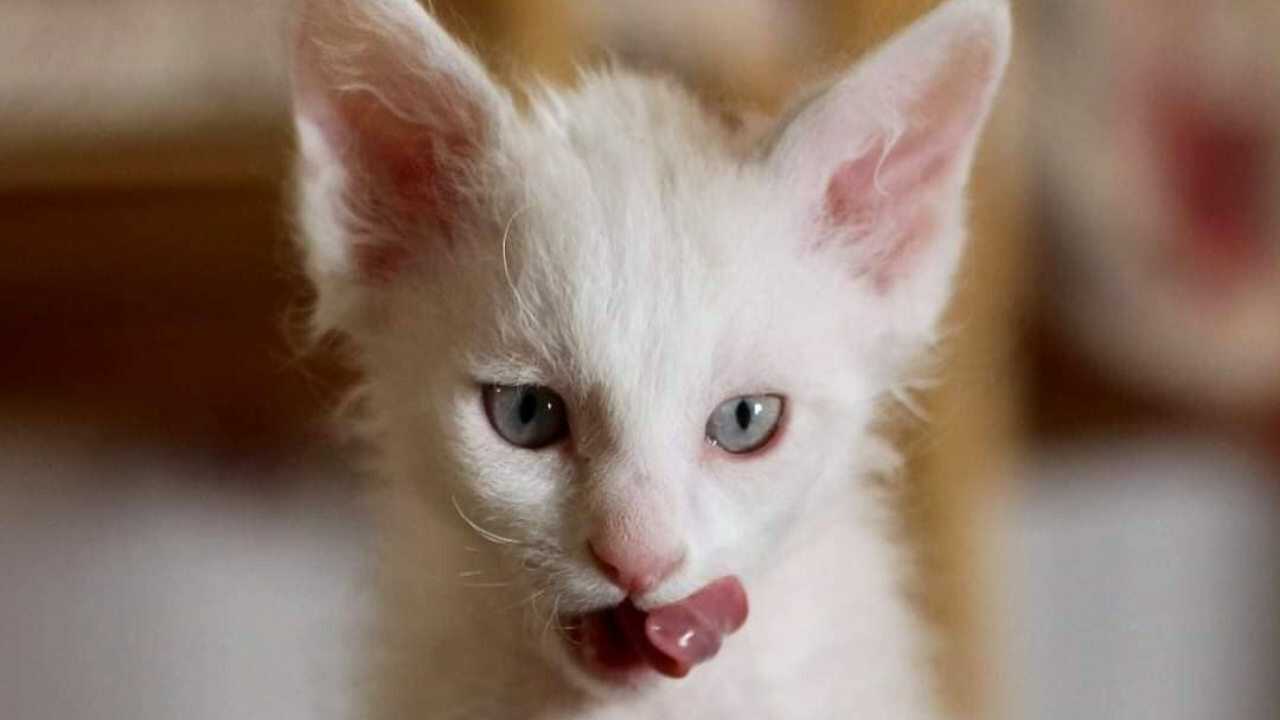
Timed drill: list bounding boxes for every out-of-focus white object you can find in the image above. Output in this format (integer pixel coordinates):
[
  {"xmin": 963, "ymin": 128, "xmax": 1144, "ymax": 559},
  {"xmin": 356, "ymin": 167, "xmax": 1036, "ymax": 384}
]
[
  {"xmin": 1031, "ymin": 1, "xmax": 1280, "ymax": 411},
  {"xmin": 1005, "ymin": 439, "xmax": 1280, "ymax": 720},
  {"xmin": 0, "ymin": 438, "xmax": 369, "ymax": 720}
]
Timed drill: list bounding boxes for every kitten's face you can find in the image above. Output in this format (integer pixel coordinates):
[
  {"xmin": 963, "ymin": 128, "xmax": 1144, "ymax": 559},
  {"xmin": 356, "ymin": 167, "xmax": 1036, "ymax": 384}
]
[
  {"xmin": 378, "ymin": 80, "xmax": 880, "ymax": 594},
  {"xmin": 292, "ymin": 0, "xmax": 1007, "ymax": 688},
  {"xmin": 363, "ymin": 90, "xmax": 887, "ymax": 681}
]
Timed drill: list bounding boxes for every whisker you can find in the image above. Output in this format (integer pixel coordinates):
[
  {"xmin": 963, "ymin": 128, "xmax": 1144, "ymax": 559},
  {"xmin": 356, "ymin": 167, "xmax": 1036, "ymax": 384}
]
[
  {"xmin": 509, "ymin": 586, "xmax": 545, "ymax": 615},
  {"xmin": 500, "ymin": 204, "xmax": 538, "ymax": 329},
  {"xmin": 465, "ymin": 573, "xmax": 514, "ymax": 586},
  {"xmin": 542, "ymin": 592, "xmax": 562, "ymax": 643},
  {"xmin": 451, "ymin": 494, "xmax": 521, "ymax": 546},
  {"xmin": 889, "ymin": 384, "xmax": 930, "ymax": 422}
]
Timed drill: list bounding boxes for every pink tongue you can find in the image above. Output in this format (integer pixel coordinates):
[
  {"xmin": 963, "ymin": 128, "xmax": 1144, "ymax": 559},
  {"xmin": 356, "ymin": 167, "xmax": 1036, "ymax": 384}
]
[{"xmin": 641, "ymin": 576, "xmax": 749, "ymax": 678}]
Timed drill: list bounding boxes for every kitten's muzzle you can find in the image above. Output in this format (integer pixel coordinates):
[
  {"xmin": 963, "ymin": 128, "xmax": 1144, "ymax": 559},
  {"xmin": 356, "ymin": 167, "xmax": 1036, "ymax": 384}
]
[{"xmin": 587, "ymin": 538, "xmax": 685, "ymax": 596}]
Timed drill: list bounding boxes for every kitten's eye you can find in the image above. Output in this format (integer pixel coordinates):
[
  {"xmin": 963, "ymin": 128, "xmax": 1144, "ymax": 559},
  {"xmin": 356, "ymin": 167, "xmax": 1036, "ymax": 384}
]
[
  {"xmin": 483, "ymin": 384, "xmax": 569, "ymax": 449},
  {"xmin": 706, "ymin": 394, "xmax": 784, "ymax": 455}
]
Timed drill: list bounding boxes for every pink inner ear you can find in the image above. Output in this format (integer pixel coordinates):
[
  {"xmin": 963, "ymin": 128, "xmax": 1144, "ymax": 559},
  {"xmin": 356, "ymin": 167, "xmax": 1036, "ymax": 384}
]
[
  {"xmin": 871, "ymin": 202, "xmax": 936, "ymax": 293},
  {"xmin": 824, "ymin": 140, "xmax": 885, "ymax": 230},
  {"xmin": 820, "ymin": 110, "xmax": 987, "ymax": 292},
  {"xmin": 816, "ymin": 20, "xmax": 1001, "ymax": 292},
  {"xmin": 823, "ymin": 128, "xmax": 964, "ymax": 225},
  {"xmin": 821, "ymin": 132, "xmax": 956, "ymax": 291},
  {"xmin": 328, "ymin": 89, "xmax": 484, "ymax": 284}
]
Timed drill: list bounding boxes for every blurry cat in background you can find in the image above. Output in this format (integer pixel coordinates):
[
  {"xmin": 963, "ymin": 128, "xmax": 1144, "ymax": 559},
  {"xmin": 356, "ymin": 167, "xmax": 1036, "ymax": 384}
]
[
  {"xmin": 289, "ymin": 0, "xmax": 1008, "ymax": 717},
  {"xmin": 1032, "ymin": 0, "xmax": 1280, "ymax": 412}
]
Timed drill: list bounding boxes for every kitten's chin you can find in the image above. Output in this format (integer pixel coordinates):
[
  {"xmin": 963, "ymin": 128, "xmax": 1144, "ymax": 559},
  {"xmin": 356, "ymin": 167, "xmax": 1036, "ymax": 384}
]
[{"xmin": 552, "ymin": 576, "xmax": 749, "ymax": 691}]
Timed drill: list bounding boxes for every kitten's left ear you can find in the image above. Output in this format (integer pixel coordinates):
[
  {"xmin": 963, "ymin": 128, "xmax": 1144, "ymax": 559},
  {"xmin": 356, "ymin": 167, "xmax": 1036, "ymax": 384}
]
[
  {"xmin": 771, "ymin": 0, "xmax": 1010, "ymax": 343},
  {"xmin": 290, "ymin": 0, "xmax": 512, "ymax": 334}
]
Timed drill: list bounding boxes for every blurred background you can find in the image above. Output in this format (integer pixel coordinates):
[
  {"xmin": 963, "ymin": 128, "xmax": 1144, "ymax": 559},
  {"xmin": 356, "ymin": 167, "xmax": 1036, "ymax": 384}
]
[{"xmin": 1, "ymin": 1, "xmax": 1276, "ymax": 719}]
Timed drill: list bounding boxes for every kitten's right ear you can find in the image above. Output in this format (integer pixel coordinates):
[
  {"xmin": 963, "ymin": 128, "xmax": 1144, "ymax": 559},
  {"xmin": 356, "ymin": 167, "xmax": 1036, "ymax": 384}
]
[
  {"xmin": 291, "ymin": 0, "xmax": 510, "ymax": 332},
  {"xmin": 767, "ymin": 0, "xmax": 1009, "ymax": 350}
]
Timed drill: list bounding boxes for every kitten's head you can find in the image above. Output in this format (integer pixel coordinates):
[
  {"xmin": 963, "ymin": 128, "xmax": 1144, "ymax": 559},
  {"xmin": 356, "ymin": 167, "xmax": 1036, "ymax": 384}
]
[{"xmin": 292, "ymin": 0, "xmax": 1008, "ymax": 689}]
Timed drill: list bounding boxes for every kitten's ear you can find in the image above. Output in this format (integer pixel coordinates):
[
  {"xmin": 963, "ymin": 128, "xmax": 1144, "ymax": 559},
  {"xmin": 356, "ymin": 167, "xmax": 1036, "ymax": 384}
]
[
  {"xmin": 771, "ymin": 0, "xmax": 1010, "ymax": 342},
  {"xmin": 291, "ymin": 0, "xmax": 510, "ymax": 331}
]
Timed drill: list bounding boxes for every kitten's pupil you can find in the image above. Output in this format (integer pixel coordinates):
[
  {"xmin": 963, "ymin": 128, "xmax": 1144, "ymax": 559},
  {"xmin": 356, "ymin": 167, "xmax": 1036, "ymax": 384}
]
[
  {"xmin": 518, "ymin": 391, "xmax": 538, "ymax": 425},
  {"xmin": 735, "ymin": 400, "xmax": 752, "ymax": 431}
]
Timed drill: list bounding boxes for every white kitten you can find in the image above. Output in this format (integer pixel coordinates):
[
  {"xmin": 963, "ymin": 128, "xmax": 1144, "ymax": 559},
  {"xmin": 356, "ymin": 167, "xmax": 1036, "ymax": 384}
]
[{"xmin": 289, "ymin": 0, "xmax": 1009, "ymax": 717}]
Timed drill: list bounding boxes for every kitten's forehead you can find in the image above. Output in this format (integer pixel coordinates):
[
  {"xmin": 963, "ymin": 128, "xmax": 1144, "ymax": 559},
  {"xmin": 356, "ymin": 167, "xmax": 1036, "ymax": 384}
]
[
  {"xmin": 483, "ymin": 73, "xmax": 824, "ymax": 415},
  {"xmin": 505, "ymin": 74, "xmax": 763, "ymax": 268}
]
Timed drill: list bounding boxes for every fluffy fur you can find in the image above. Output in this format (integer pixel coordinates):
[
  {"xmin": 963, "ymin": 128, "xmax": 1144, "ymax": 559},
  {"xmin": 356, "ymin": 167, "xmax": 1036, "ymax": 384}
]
[{"xmin": 289, "ymin": 0, "xmax": 1010, "ymax": 717}]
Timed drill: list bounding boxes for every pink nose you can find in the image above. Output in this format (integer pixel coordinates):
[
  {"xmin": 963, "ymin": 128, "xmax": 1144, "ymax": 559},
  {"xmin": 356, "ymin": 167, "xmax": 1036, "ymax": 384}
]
[{"xmin": 588, "ymin": 537, "xmax": 685, "ymax": 595}]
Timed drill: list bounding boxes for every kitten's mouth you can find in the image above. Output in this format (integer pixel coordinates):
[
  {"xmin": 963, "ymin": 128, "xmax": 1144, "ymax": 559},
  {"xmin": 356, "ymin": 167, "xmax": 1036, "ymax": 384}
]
[{"xmin": 561, "ymin": 576, "xmax": 748, "ymax": 681}]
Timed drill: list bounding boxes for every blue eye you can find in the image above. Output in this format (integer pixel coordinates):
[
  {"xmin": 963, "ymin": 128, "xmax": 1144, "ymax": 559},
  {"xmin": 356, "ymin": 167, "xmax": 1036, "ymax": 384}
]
[
  {"xmin": 706, "ymin": 395, "xmax": 784, "ymax": 454},
  {"xmin": 483, "ymin": 384, "xmax": 570, "ymax": 449}
]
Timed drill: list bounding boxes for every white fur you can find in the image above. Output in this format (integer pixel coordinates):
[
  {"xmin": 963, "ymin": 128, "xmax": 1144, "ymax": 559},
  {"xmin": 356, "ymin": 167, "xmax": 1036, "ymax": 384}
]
[{"xmin": 289, "ymin": 1, "xmax": 1010, "ymax": 717}]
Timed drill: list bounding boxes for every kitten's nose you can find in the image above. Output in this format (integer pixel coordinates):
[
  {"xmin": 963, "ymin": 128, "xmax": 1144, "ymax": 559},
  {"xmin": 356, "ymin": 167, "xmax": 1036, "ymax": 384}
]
[{"xmin": 588, "ymin": 536, "xmax": 685, "ymax": 596}]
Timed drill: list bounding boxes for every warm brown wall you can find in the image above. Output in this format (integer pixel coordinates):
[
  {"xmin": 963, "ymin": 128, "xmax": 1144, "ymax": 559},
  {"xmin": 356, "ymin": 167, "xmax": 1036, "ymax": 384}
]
[{"xmin": 0, "ymin": 179, "xmax": 344, "ymax": 452}]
